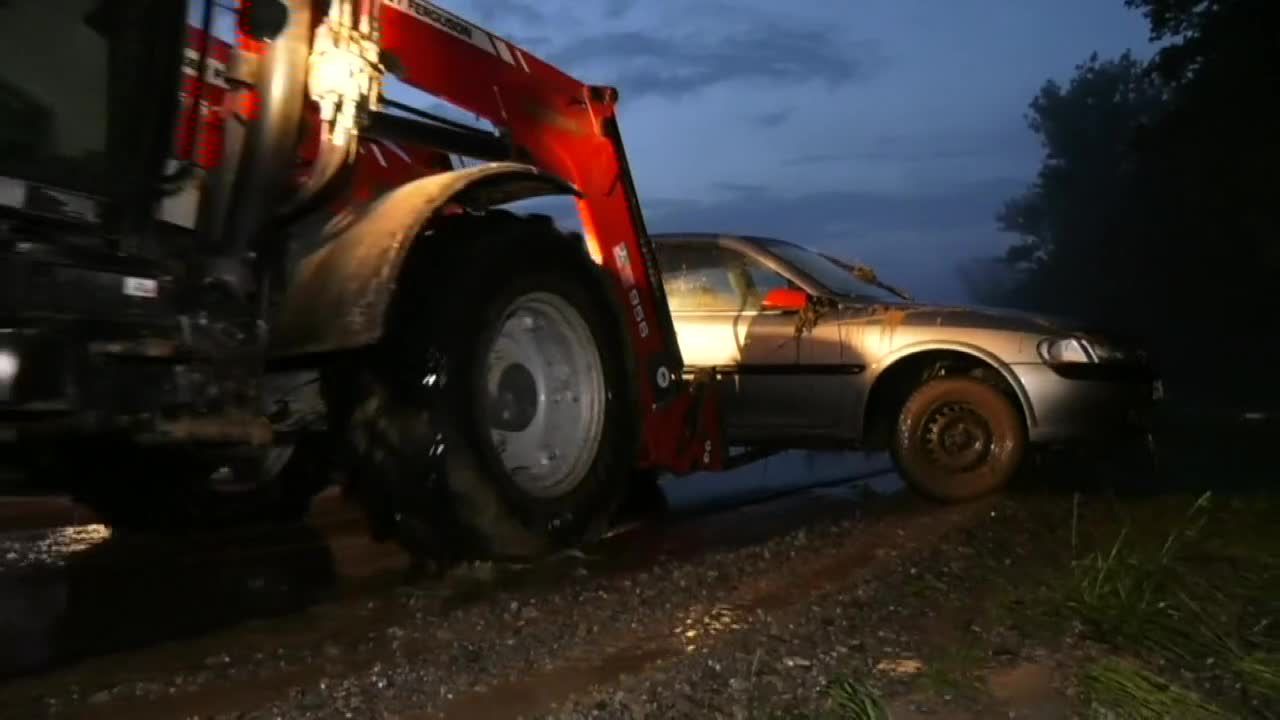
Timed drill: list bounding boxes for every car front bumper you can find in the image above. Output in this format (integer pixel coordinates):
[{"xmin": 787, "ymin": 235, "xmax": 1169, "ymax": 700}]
[{"xmin": 1012, "ymin": 362, "xmax": 1159, "ymax": 445}]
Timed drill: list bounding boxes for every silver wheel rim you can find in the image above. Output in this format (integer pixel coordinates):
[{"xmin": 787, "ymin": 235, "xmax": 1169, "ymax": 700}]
[{"xmin": 483, "ymin": 291, "xmax": 606, "ymax": 499}]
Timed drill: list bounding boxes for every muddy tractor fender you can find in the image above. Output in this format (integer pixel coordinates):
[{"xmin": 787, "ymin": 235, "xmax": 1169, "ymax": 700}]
[{"xmin": 269, "ymin": 162, "xmax": 580, "ymax": 357}]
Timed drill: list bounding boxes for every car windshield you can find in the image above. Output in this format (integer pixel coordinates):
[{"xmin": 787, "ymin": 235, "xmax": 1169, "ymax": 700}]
[
  {"xmin": 0, "ymin": 1, "xmax": 114, "ymax": 194},
  {"xmin": 753, "ymin": 237, "xmax": 902, "ymax": 302}
]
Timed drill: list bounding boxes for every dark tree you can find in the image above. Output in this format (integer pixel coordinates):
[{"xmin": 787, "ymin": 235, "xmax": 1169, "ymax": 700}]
[
  {"xmin": 1128, "ymin": 0, "xmax": 1280, "ymax": 405},
  {"xmin": 993, "ymin": 53, "xmax": 1165, "ymax": 326},
  {"xmin": 988, "ymin": 1, "xmax": 1280, "ymax": 406}
]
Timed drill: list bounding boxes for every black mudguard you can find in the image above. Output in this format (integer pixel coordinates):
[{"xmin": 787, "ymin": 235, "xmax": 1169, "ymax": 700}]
[{"xmin": 269, "ymin": 162, "xmax": 578, "ymax": 357}]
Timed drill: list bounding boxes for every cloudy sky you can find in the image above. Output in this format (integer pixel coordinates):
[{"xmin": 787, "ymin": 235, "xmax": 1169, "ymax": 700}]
[{"xmin": 395, "ymin": 0, "xmax": 1154, "ymax": 303}]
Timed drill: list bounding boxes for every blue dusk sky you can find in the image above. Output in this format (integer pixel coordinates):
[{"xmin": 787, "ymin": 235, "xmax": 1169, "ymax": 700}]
[{"xmin": 400, "ymin": 1, "xmax": 1155, "ymax": 303}]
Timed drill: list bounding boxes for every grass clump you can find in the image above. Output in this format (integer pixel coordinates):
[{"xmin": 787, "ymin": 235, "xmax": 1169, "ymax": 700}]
[
  {"xmin": 916, "ymin": 644, "xmax": 986, "ymax": 700},
  {"xmin": 1236, "ymin": 653, "xmax": 1280, "ymax": 701},
  {"xmin": 1066, "ymin": 492, "xmax": 1223, "ymax": 662},
  {"xmin": 1080, "ymin": 657, "xmax": 1228, "ymax": 719},
  {"xmin": 1065, "ymin": 491, "xmax": 1280, "ymax": 713},
  {"xmin": 823, "ymin": 677, "xmax": 891, "ymax": 720},
  {"xmin": 805, "ymin": 489, "xmax": 1278, "ymax": 718}
]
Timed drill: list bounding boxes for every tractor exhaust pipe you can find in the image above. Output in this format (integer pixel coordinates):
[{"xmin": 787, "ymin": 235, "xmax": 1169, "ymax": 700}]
[{"xmin": 198, "ymin": 0, "xmax": 313, "ymax": 297}]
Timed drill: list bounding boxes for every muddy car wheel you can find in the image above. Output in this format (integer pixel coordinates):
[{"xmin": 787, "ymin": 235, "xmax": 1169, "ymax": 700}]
[
  {"xmin": 342, "ymin": 212, "xmax": 639, "ymax": 563},
  {"xmin": 891, "ymin": 377, "xmax": 1026, "ymax": 502}
]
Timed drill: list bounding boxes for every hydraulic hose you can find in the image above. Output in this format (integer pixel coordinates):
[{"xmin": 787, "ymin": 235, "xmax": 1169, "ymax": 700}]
[{"xmin": 278, "ymin": 0, "xmax": 367, "ymax": 218}]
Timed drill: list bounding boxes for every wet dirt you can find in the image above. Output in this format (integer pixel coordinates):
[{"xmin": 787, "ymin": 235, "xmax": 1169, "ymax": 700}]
[
  {"xmin": 0, "ymin": 413, "xmax": 1270, "ymax": 718},
  {"xmin": 431, "ymin": 493, "xmax": 988, "ymax": 720},
  {"xmin": 9, "ymin": 475, "xmax": 1261, "ymax": 719},
  {"xmin": 0, "ymin": 468, "xmax": 908, "ymax": 719},
  {"xmin": 985, "ymin": 662, "xmax": 1070, "ymax": 719},
  {"xmin": 0, "ymin": 490, "xmax": 409, "ymax": 683}
]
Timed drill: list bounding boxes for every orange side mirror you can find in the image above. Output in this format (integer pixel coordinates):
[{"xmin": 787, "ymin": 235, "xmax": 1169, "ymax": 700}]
[{"xmin": 761, "ymin": 288, "xmax": 809, "ymax": 312}]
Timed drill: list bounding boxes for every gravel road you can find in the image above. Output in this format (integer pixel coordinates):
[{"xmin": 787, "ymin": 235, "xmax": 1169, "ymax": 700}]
[
  {"xmin": 0, "ymin": 462, "xmax": 1004, "ymax": 720},
  {"xmin": 1, "ymin": 413, "xmax": 1271, "ymax": 719}
]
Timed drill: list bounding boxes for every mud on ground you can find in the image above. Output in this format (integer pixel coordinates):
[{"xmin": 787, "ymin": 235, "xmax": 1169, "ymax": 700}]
[
  {"xmin": 1, "ymin": 451, "xmax": 1276, "ymax": 719},
  {"xmin": 543, "ymin": 486, "xmax": 1279, "ymax": 720}
]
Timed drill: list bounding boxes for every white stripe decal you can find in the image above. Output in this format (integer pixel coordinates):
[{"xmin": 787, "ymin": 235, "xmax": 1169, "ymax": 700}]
[
  {"xmin": 181, "ymin": 49, "xmax": 229, "ymax": 88},
  {"xmin": 492, "ymin": 85, "xmax": 508, "ymax": 121},
  {"xmin": 514, "ymin": 48, "xmax": 530, "ymax": 73},
  {"xmin": 492, "ymin": 37, "xmax": 515, "ymax": 66},
  {"xmin": 378, "ymin": 139, "xmax": 414, "ymax": 163},
  {"xmin": 369, "ymin": 143, "xmax": 387, "ymax": 167},
  {"xmin": 382, "ymin": 0, "xmax": 500, "ymax": 59}
]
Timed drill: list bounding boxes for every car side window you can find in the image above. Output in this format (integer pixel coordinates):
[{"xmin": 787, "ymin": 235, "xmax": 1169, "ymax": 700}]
[
  {"xmin": 657, "ymin": 243, "xmax": 796, "ymax": 312},
  {"xmin": 746, "ymin": 262, "xmax": 793, "ymax": 299},
  {"xmin": 657, "ymin": 244, "xmax": 738, "ymax": 311}
]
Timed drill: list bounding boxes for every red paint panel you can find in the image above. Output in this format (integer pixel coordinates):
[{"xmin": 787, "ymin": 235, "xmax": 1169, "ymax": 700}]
[{"xmin": 176, "ymin": 25, "xmax": 232, "ymax": 169}]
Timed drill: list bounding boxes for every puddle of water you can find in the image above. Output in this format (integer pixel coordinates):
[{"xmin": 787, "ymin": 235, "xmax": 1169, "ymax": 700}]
[
  {"xmin": 599, "ymin": 467, "xmax": 900, "ymax": 572},
  {"xmin": 662, "ymin": 451, "xmax": 894, "ymax": 514},
  {"xmin": 0, "ymin": 522, "xmax": 343, "ymax": 681},
  {"xmin": 0, "ymin": 523, "xmax": 113, "ymax": 570}
]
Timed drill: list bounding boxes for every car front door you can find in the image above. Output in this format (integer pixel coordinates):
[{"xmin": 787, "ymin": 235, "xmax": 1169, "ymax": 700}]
[{"xmin": 657, "ymin": 241, "xmax": 846, "ymax": 439}]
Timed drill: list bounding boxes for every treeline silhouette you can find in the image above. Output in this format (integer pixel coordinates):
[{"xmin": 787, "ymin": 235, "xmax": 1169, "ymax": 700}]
[{"xmin": 973, "ymin": 0, "xmax": 1279, "ymax": 410}]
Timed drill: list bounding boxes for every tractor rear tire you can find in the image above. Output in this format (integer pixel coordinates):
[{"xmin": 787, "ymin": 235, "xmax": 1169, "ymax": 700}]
[{"xmin": 341, "ymin": 212, "xmax": 639, "ymax": 564}]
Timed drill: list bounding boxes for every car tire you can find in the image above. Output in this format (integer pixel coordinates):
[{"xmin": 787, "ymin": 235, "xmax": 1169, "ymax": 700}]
[
  {"xmin": 341, "ymin": 212, "xmax": 639, "ymax": 563},
  {"xmin": 890, "ymin": 376, "xmax": 1026, "ymax": 502}
]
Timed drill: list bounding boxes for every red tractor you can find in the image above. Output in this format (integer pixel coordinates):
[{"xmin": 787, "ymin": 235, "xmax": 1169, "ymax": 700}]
[{"xmin": 0, "ymin": 0, "xmax": 722, "ymax": 562}]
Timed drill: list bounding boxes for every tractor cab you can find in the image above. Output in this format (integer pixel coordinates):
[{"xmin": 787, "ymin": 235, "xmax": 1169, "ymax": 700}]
[{"xmin": 0, "ymin": 1, "xmax": 191, "ymax": 242}]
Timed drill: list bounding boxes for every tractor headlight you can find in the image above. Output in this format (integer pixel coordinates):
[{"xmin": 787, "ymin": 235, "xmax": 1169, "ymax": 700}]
[
  {"xmin": 1038, "ymin": 336, "xmax": 1134, "ymax": 365},
  {"xmin": 0, "ymin": 348, "xmax": 17, "ymax": 402}
]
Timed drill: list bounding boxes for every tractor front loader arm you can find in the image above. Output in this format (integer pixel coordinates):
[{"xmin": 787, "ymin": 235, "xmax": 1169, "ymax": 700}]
[{"xmin": 375, "ymin": 1, "xmax": 723, "ymax": 473}]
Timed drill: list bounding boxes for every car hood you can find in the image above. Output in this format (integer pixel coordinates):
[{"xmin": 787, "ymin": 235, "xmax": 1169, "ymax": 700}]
[{"xmin": 833, "ymin": 299, "xmax": 1094, "ymax": 336}]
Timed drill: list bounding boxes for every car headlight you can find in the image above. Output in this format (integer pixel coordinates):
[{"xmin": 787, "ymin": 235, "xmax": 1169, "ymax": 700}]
[{"xmin": 1037, "ymin": 336, "xmax": 1129, "ymax": 364}]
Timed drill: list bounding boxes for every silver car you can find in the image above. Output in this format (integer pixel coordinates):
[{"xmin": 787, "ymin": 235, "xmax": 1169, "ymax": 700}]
[{"xmin": 652, "ymin": 232, "xmax": 1160, "ymax": 501}]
